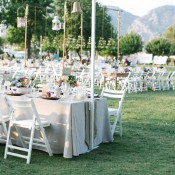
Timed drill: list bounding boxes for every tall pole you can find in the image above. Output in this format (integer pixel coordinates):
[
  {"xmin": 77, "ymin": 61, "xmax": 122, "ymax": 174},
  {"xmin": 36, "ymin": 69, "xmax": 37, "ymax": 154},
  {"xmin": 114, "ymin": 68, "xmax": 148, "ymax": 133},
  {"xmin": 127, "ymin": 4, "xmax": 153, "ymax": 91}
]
[
  {"xmin": 24, "ymin": 4, "xmax": 28, "ymax": 67},
  {"xmin": 102, "ymin": 7, "xmax": 104, "ymax": 38},
  {"xmin": 117, "ymin": 11, "xmax": 120, "ymax": 60},
  {"xmin": 39, "ymin": 35, "xmax": 42, "ymax": 62},
  {"xmin": 62, "ymin": 0, "xmax": 66, "ymax": 69},
  {"xmin": 90, "ymin": 0, "xmax": 96, "ymax": 150},
  {"xmin": 80, "ymin": 13, "xmax": 83, "ymax": 62}
]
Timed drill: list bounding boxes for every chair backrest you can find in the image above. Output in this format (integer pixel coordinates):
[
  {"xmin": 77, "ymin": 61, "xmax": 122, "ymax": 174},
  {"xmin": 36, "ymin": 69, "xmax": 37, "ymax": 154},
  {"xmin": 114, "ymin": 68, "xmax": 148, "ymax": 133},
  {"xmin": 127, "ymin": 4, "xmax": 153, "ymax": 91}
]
[
  {"xmin": 4, "ymin": 96, "xmax": 41, "ymax": 124},
  {"xmin": 170, "ymin": 71, "xmax": 175, "ymax": 79},
  {"xmin": 101, "ymin": 88, "xmax": 125, "ymax": 99},
  {"xmin": 101, "ymin": 88, "xmax": 126, "ymax": 111},
  {"xmin": 160, "ymin": 72, "xmax": 171, "ymax": 80},
  {"xmin": 151, "ymin": 72, "xmax": 162, "ymax": 79}
]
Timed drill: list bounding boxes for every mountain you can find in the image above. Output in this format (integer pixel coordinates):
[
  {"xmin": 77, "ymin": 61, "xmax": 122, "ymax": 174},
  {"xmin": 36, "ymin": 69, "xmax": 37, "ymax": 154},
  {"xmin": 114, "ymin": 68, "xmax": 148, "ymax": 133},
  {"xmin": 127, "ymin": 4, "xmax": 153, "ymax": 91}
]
[
  {"xmin": 106, "ymin": 6, "xmax": 138, "ymax": 35},
  {"xmin": 128, "ymin": 5, "xmax": 175, "ymax": 42},
  {"xmin": 107, "ymin": 5, "xmax": 175, "ymax": 43}
]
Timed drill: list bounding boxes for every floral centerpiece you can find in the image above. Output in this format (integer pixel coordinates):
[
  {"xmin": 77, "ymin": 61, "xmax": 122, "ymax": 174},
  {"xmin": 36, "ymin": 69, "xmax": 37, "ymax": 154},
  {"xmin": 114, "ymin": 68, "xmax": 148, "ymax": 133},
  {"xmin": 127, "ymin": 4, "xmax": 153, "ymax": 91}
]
[
  {"xmin": 66, "ymin": 75, "xmax": 77, "ymax": 87},
  {"xmin": 10, "ymin": 77, "xmax": 31, "ymax": 94},
  {"xmin": 56, "ymin": 75, "xmax": 77, "ymax": 88}
]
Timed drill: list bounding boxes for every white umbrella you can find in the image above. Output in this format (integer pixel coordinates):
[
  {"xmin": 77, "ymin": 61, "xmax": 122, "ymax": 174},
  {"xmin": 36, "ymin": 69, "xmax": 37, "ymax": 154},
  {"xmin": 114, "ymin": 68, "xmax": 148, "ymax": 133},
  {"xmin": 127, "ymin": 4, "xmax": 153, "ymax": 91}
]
[{"xmin": 90, "ymin": 0, "xmax": 96, "ymax": 150}]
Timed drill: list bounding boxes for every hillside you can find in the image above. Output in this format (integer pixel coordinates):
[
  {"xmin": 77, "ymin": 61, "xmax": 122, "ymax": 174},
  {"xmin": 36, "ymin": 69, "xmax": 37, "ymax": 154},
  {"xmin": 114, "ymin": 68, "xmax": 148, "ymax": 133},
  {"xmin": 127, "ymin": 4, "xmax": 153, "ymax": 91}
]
[{"xmin": 107, "ymin": 5, "xmax": 175, "ymax": 43}]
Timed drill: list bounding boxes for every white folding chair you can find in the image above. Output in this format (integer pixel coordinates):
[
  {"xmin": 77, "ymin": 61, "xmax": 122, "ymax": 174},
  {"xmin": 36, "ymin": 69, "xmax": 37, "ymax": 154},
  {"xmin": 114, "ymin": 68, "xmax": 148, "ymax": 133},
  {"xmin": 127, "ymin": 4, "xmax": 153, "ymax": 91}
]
[
  {"xmin": 0, "ymin": 98, "xmax": 13, "ymax": 145},
  {"xmin": 4, "ymin": 96, "xmax": 53, "ymax": 164},
  {"xmin": 139, "ymin": 72, "xmax": 149, "ymax": 92},
  {"xmin": 169, "ymin": 72, "xmax": 175, "ymax": 90},
  {"xmin": 0, "ymin": 111, "xmax": 10, "ymax": 143},
  {"xmin": 160, "ymin": 72, "xmax": 171, "ymax": 90},
  {"xmin": 148, "ymin": 72, "xmax": 162, "ymax": 91},
  {"xmin": 101, "ymin": 88, "xmax": 126, "ymax": 136}
]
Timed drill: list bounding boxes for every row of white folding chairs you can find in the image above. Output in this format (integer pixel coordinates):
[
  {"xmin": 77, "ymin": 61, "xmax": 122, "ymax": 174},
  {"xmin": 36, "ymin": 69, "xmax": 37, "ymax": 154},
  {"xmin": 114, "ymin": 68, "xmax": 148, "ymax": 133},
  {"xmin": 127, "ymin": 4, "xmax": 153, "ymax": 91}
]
[
  {"xmin": 123, "ymin": 71, "xmax": 175, "ymax": 92},
  {"xmin": 147, "ymin": 71, "xmax": 175, "ymax": 91},
  {"xmin": 76, "ymin": 68, "xmax": 103, "ymax": 88}
]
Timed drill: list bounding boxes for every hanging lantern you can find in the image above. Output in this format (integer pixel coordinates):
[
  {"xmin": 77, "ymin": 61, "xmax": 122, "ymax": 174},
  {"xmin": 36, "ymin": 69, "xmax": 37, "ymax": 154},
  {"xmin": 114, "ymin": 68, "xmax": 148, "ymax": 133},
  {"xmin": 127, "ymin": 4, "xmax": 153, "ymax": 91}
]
[
  {"xmin": 52, "ymin": 16, "xmax": 62, "ymax": 31},
  {"xmin": 0, "ymin": 23, "xmax": 6, "ymax": 37},
  {"xmin": 71, "ymin": 2, "xmax": 83, "ymax": 14},
  {"xmin": 17, "ymin": 17, "xmax": 26, "ymax": 28},
  {"xmin": 17, "ymin": 6, "xmax": 26, "ymax": 28}
]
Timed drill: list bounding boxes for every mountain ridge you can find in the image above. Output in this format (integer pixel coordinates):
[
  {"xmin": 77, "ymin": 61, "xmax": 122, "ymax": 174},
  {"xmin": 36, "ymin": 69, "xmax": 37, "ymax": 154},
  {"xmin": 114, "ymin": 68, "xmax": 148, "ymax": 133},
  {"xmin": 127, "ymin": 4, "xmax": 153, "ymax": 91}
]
[{"xmin": 107, "ymin": 5, "xmax": 175, "ymax": 43}]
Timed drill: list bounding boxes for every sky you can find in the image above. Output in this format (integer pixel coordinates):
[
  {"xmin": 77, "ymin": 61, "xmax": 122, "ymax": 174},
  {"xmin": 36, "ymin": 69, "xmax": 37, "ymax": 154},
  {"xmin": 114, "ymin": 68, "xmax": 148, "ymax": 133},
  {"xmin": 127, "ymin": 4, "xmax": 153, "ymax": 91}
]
[{"xmin": 97, "ymin": 0, "xmax": 175, "ymax": 16}]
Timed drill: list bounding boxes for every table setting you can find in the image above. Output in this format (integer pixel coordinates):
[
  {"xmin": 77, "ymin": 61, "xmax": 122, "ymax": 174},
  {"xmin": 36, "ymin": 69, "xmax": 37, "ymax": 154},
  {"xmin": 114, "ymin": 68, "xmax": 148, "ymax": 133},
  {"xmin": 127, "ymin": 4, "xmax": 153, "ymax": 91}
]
[{"xmin": 0, "ymin": 74, "xmax": 113, "ymax": 158}]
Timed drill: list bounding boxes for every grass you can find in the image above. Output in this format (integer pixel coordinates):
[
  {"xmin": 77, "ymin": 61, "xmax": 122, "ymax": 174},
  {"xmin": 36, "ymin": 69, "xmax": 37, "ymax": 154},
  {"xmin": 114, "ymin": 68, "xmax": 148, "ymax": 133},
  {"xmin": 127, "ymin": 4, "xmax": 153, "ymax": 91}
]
[{"xmin": 0, "ymin": 90, "xmax": 175, "ymax": 175}]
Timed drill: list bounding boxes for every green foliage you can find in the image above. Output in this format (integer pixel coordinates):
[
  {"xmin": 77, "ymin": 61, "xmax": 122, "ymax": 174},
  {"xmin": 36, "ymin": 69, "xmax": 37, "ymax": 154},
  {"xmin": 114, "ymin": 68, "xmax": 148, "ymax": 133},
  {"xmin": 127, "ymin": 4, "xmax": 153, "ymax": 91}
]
[
  {"xmin": 97, "ymin": 37, "xmax": 107, "ymax": 56},
  {"xmin": 164, "ymin": 25, "xmax": 175, "ymax": 44},
  {"xmin": 6, "ymin": 27, "xmax": 25, "ymax": 46},
  {"xmin": 42, "ymin": 36, "xmax": 59, "ymax": 53},
  {"xmin": 145, "ymin": 38, "xmax": 171, "ymax": 56},
  {"xmin": 164, "ymin": 25, "xmax": 175, "ymax": 55},
  {"xmin": 66, "ymin": 75, "xmax": 77, "ymax": 87},
  {"xmin": 3, "ymin": 0, "xmax": 115, "ymax": 58},
  {"xmin": 106, "ymin": 37, "xmax": 117, "ymax": 57},
  {"xmin": 3, "ymin": 0, "xmax": 53, "ymax": 57},
  {"xmin": 0, "ymin": 37, "xmax": 4, "ymax": 46},
  {"xmin": 170, "ymin": 44, "xmax": 175, "ymax": 55},
  {"xmin": 0, "ymin": 38, "xmax": 4, "ymax": 54},
  {"xmin": 120, "ymin": 32, "xmax": 143, "ymax": 56},
  {"xmin": 66, "ymin": 35, "xmax": 85, "ymax": 59}
]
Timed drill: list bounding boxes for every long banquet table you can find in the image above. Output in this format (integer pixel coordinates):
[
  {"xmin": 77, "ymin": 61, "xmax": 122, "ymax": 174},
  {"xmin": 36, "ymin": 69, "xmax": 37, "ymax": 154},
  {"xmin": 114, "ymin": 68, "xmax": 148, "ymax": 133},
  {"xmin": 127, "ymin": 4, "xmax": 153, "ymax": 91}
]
[{"xmin": 0, "ymin": 95, "xmax": 113, "ymax": 158}]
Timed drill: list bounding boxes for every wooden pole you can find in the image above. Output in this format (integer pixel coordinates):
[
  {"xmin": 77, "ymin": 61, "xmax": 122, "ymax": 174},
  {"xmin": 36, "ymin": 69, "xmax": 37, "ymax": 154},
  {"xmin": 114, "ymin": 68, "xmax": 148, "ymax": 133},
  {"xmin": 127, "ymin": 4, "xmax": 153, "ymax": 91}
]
[
  {"xmin": 24, "ymin": 4, "xmax": 28, "ymax": 67},
  {"xmin": 80, "ymin": 13, "xmax": 83, "ymax": 62},
  {"xmin": 117, "ymin": 11, "xmax": 120, "ymax": 60},
  {"xmin": 62, "ymin": 0, "xmax": 66, "ymax": 70}
]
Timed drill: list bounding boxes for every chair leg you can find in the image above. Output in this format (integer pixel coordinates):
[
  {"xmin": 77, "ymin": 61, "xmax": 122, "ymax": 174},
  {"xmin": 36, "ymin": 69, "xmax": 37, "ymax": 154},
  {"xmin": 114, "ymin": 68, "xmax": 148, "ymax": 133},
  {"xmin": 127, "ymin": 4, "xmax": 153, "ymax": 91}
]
[
  {"xmin": 119, "ymin": 113, "xmax": 122, "ymax": 137},
  {"xmin": 1, "ymin": 122, "xmax": 12, "ymax": 145},
  {"xmin": 27, "ymin": 122, "xmax": 35, "ymax": 164},
  {"xmin": 111, "ymin": 114, "xmax": 119, "ymax": 136},
  {"xmin": 4, "ymin": 119, "xmax": 13, "ymax": 159},
  {"xmin": 39, "ymin": 126, "xmax": 53, "ymax": 156}
]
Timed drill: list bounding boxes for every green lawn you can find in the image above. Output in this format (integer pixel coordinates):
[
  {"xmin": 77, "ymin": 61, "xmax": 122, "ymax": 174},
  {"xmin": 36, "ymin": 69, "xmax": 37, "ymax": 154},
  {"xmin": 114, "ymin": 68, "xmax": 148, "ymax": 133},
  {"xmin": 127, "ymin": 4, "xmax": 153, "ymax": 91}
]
[{"xmin": 0, "ymin": 90, "xmax": 175, "ymax": 175}]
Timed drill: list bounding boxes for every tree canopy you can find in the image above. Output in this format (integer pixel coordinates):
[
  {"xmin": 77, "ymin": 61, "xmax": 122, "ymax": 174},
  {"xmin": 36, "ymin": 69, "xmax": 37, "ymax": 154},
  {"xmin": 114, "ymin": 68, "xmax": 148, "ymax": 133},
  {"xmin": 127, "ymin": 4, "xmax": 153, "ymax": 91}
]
[
  {"xmin": 119, "ymin": 32, "xmax": 143, "ymax": 56},
  {"xmin": 1, "ymin": 0, "xmax": 114, "ymax": 58},
  {"xmin": 145, "ymin": 38, "xmax": 171, "ymax": 56}
]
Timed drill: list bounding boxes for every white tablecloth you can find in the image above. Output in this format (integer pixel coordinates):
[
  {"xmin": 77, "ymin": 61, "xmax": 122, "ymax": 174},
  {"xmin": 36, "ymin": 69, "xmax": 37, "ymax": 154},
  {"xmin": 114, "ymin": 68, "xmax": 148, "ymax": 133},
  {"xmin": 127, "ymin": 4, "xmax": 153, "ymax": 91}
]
[{"xmin": 0, "ymin": 96, "xmax": 113, "ymax": 158}]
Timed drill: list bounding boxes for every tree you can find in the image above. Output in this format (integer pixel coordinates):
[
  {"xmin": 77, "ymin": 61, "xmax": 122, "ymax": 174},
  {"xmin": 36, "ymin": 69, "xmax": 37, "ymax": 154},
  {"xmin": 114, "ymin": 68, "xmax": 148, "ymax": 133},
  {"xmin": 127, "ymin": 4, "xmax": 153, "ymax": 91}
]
[
  {"xmin": 53, "ymin": 0, "xmax": 113, "ymax": 57},
  {"xmin": 2, "ymin": 0, "xmax": 53, "ymax": 58},
  {"xmin": 105, "ymin": 38, "xmax": 117, "ymax": 57},
  {"xmin": 164, "ymin": 25, "xmax": 175, "ymax": 44},
  {"xmin": 170, "ymin": 44, "xmax": 175, "ymax": 55},
  {"xmin": 3, "ymin": 0, "xmax": 114, "ymax": 59},
  {"xmin": 0, "ymin": 38, "xmax": 4, "ymax": 55},
  {"xmin": 145, "ymin": 38, "xmax": 171, "ymax": 56},
  {"xmin": 164, "ymin": 25, "xmax": 175, "ymax": 55},
  {"xmin": 97, "ymin": 37, "xmax": 107, "ymax": 56},
  {"xmin": 120, "ymin": 32, "xmax": 143, "ymax": 56},
  {"xmin": 65, "ymin": 35, "xmax": 85, "ymax": 59}
]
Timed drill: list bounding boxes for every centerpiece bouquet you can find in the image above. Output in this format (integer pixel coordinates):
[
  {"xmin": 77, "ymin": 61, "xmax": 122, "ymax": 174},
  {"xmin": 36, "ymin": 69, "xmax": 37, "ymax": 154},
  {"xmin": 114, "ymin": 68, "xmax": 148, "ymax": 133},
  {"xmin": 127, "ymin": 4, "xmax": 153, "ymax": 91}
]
[
  {"xmin": 10, "ymin": 76, "xmax": 31, "ymax": 94},
  {"xmin": 10, "ymin": 77, "xmax": 31, "ymax": 88},
  {"xmin": 56, "ymin": 75, "xmax": 77, "ymax": 88},
  {"xmin": 66, "ymin": 75, "xmax": 77, "ymax": 87}
]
